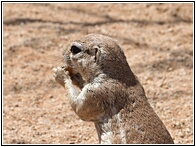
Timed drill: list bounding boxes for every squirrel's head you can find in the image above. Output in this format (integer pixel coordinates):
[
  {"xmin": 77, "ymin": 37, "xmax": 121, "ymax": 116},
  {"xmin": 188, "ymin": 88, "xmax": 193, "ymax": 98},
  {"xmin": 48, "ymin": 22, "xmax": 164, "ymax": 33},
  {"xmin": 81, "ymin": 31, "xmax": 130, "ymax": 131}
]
[
  {"xmin": 68, "ymin": 35, "xmax": 102, "ymax": 82},
  {"xmin": 63, "ymin": 34, "xmax": 137, "ymax": 86}
]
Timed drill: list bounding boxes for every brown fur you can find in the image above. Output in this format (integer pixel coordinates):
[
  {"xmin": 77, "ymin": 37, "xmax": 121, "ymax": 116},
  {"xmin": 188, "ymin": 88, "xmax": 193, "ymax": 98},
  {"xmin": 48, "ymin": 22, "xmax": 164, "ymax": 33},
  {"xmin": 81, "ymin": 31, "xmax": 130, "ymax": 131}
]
[{"xmin": 53, "ymin": 34, "xmax": 174, "ymax": 144}]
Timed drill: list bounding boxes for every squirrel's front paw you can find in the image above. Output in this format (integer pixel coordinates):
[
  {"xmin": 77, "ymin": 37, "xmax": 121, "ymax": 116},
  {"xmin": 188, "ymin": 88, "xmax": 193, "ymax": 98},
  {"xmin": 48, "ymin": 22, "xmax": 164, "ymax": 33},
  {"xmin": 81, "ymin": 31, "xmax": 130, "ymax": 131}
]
[{"xmin": 53, "ymin": 66, "xmax": 70, "ymax": 87}]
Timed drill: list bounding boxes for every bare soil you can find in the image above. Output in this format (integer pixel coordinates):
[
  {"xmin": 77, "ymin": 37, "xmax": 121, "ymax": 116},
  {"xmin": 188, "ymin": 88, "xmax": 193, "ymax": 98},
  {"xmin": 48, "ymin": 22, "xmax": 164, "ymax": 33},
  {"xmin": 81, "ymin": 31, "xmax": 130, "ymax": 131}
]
[{"xmin": 3, "ymin": 3, "xmax": 193, "ymax": 144}]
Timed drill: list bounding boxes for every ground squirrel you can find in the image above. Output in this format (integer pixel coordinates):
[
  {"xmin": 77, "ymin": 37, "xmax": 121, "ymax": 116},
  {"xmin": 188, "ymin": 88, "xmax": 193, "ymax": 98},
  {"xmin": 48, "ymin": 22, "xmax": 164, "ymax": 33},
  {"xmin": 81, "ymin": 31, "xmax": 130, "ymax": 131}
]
[{"xmin": 53, "ymin": 34, "xmax": 174, "ymax": 144}]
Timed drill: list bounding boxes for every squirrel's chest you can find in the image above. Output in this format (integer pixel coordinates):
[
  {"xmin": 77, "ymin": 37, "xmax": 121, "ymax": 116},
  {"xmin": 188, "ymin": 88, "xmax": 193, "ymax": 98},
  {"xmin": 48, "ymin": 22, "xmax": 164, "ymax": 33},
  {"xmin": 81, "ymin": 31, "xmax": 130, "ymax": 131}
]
[{"xmin": 95, "ymin": 112, "xmax": 127, "ymax": 144}]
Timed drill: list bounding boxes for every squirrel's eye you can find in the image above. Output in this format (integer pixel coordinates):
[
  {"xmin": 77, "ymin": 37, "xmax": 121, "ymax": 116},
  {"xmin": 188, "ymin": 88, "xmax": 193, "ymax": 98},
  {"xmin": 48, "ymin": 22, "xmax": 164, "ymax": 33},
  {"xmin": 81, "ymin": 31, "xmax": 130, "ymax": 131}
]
[{"xmin": 70, "ymin": 45, "xmax": 81, "ymax": 54}]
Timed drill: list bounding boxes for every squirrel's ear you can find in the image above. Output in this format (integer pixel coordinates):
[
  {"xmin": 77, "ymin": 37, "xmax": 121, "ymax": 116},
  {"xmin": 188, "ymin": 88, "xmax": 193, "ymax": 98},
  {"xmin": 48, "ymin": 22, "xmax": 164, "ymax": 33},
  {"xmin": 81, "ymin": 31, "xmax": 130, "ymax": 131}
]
[{"xmin": 95, "ymin": 48, "xmax": 101, "ymax": 64}]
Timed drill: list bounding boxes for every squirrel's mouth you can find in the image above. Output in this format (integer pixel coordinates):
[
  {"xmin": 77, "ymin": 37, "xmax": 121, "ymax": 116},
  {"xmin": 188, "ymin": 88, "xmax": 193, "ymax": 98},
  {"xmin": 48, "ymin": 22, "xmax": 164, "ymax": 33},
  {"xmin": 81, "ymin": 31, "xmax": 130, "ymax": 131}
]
[
  {"xmin": 61, "ymin": 64, "xmax": 84, "ymax": 89},
  {"xmin": 62, "ymin": 65, "xmax": 75, "ymax": 75},
  {"xmin": 62, "ymin": 65, "xmax": 82, "ymax": 78}
]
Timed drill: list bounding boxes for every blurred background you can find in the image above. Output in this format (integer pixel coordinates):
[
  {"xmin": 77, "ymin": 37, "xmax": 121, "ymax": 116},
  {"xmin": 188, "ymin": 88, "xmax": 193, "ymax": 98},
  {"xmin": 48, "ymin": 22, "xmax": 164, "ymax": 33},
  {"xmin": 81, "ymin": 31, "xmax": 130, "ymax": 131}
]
[{"xmin": 3, "ymin": 3, "xmax": 193, "ymax": 144}]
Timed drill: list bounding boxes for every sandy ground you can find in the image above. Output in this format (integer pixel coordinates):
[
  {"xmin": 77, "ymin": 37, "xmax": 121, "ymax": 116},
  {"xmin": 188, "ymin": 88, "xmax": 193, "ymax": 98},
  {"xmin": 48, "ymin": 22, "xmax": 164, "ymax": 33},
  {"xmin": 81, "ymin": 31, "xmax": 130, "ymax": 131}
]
[{"xmin": 3, "ymin": 3, "xmax": 193, "ymax": 144}]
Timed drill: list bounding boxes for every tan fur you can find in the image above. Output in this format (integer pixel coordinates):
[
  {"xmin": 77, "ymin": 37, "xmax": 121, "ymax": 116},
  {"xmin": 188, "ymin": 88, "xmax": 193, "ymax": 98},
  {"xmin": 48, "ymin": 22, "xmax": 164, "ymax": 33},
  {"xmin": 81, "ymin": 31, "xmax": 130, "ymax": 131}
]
[{"xmin": 53, "ymin": 34, "xmax": 174, "ymax": 144}]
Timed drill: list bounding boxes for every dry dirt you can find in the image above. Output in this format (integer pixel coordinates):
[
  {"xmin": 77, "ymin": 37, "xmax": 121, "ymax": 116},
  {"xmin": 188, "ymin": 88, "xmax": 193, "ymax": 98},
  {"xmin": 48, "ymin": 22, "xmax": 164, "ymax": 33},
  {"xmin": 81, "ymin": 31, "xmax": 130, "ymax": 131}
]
[{"xmin": 3, "ymin": 3, "xmax": 193, "ymax": 144}]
